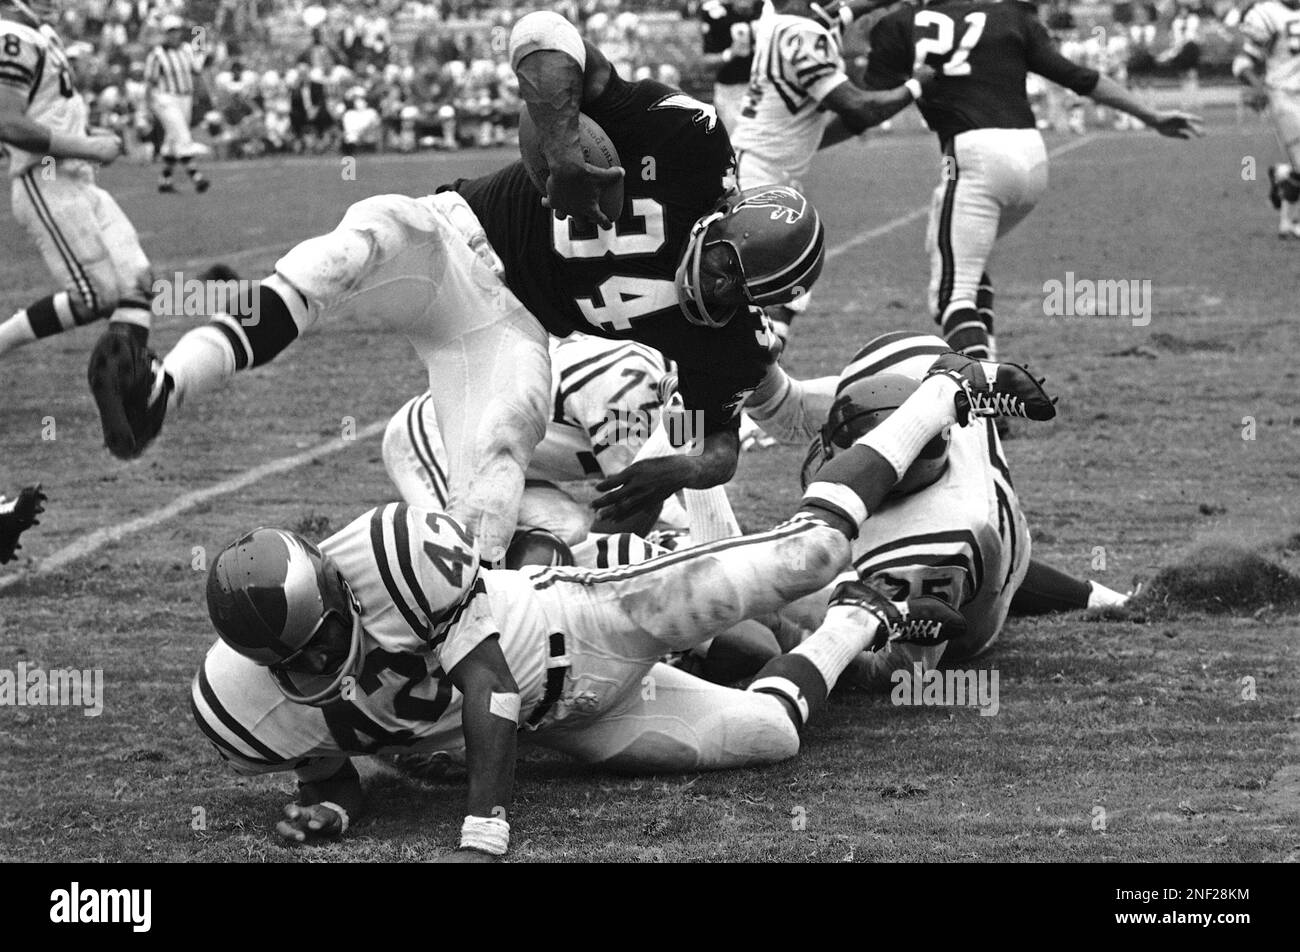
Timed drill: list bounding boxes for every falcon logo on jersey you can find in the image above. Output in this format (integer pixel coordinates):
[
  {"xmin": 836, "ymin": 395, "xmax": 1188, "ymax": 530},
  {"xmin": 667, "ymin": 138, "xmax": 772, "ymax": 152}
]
[
  {"xmin": 648, "ymin": 92, "xmax": 718, "ymax": 133},
  {"xmin": 737, "ymin": 186, "xmax": 807, "ymax": 224}
]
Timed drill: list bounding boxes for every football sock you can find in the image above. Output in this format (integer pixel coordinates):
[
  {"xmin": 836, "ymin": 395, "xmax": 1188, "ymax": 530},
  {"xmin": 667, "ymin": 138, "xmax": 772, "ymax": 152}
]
[
  {"xmin": 109, "ymin": 297, "xmax": 153, "ymax": 333},
  {"xmin": 942, "ymin": 303, "xmax": 992, "ymax": 358},
  {"xmin": 163, "ymin": 281, "xmax": 302, "ymax": 409},
  {"xmin": 0, "ymin": 292, "xmax": 75, "ymax": 354},
  {"xmin": 976, "ymin": 273, "xmax": 997, "ymax": 360},
  {"xmin": 745, "ymin": 364, "xmax": 838, "ymax": 442},
  {"xmin": 1009, "ymin": 559, "xmax": 1092, "ymax": 614},
  {"xmin": 799, "ymin": 374, "xmax": 959, "ymax": 535},
  {"xmin": 684, "ymin": 485, "xmax": 741, "ymax": 543}
]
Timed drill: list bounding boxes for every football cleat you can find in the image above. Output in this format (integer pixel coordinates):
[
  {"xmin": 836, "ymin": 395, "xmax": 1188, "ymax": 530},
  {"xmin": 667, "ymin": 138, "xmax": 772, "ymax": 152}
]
[
  {"xmin": 924, "ymin": 352, "xmax": 1057, "ymax": 424},
  {"xmin": 828, "ymin": 579, "xmax": 966, "ymax": 652},
  {"xmin": 87, "ymin": 323, "xmax": 173, "ymax": 460},
  {"xmin": 1268, "ymin": 165, "xmax": 1285, "ymax": 211},
  {"xmin": 0, "ymin": 483, "xmax": 46, "ymax": 564}
]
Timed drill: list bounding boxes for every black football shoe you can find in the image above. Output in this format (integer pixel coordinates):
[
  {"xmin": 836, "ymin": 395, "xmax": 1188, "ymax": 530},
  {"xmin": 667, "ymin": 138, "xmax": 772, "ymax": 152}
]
[
  {"xmin": 828, "ymin": 578, "xmax": 967, "ymax": 652},
  {"xmin": 925, "ymin": 351, "xmax": 1057, "ymax": 424},
  {"xmin": 0, "ymin": 483, "xmax": 47, "ymax": 564},
  {"xmin": 88, "ymin": 323, "xmax": 173, "ymax": 460}
]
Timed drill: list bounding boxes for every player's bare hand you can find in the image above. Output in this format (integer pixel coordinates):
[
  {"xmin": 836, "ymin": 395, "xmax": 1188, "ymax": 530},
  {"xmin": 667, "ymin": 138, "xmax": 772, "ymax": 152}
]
[
  {"xmin": 86, "ymin": 134, "xmax": 123, "ymax": 165},
  {"xmin": 433, "ymin": 848, "xmax": 501, "ymax": 863},
  {"xmin": 1148, "ymin": 111, "xmax": 1203, "ymax": 139},
  {"xmin": 275, "ymin": 801, "xmax": 343, "ymax": 844},
  {"xmin": 543, "ymin": 159, "xmax": 624, "ymax": 230},
  {"xmin": 1243, "ymin": 88, "xmax": 1269, "ymax": 113},
  {"xmin": 592, "ymin": 455, "xmax": 698, "ymax": 522}
]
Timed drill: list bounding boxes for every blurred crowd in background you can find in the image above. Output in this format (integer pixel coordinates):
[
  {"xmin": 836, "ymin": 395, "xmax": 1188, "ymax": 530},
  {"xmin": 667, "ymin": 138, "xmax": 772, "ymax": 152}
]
[{"xmin": 42, "ymin": 0, "xmax": 1255, "ymax": 162}]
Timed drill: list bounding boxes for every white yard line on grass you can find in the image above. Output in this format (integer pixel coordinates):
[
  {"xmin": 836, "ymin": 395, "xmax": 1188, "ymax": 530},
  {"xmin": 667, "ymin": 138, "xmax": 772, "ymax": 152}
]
[
  {"xmin": 1, "ymin": 135, "xmax": 1100, "ymax": 587},
  {"xmin": 0, "ymin": 421, "xmax": 386, "ymax": 592}
]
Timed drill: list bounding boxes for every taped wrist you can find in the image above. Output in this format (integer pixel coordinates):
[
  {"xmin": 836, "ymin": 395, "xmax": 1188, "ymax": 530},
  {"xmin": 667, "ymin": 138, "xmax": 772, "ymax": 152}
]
[
  {"xmin": 510, "ymin": 11, "xmax": 586, "ymax": 72},
  {"xmin": 460, "ymin": 815, "xmax": 510, "ymax": 856}
]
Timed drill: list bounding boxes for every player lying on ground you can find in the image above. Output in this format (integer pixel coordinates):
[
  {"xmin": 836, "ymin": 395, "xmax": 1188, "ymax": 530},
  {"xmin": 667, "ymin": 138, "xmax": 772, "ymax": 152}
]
[
  {"xmin": 1233, "ymin": 0, "xmax": 1300, "ymax": 238},
  {"xmin": 786, "ymin": 332, "xmax": 1130, "ymax": 688},
  {"xmin": 0, "ymin": 482, "xmax": 45, "ymax": 564},
  {"xmin": 190, "ymin": 353, "xmax": 1055, "ymax": 859},
  {"xmin": 0, "ymin": 0, "xmax": 153, "ymax": 361},
  {"xmin": 864, "ymin": 0, "xmax": 1201, "ymax": 360},
  {"xmin": 89, "ymin": 11, "xmax": 830, "ymax": 565}
]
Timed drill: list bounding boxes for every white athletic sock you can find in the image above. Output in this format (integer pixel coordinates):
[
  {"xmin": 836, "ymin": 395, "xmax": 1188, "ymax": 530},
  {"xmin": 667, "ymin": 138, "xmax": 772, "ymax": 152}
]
[
  {"xmin": 789, "ymin": 601, "xmax": 880, "ymax": 694},
  {"xmin": 162, "ymin": 324, "xmax": 237, "ymax": 410},
  {"xmin": 683, "ymin": 485, "xmax": 741, "ymax": 543},
  {"xmin": 0, "ymin": 310, "xmax": 37, "ymax": 355},
  {"xmin": 856, "ymin": 373, "xmax": 959, "ymax": 479}
]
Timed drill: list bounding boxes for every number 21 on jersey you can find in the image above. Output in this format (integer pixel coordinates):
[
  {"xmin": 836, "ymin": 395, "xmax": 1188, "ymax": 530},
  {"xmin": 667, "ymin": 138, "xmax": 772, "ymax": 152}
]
[{"xmin": 914, "ymin": 10, "xmax": 986, "ymax": 76}]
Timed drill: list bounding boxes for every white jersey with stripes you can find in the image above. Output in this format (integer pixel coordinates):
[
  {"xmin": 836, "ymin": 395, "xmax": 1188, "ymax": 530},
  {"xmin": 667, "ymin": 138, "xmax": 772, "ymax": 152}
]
[
  {"xmin": 0, "ymin": 18, "xmax": 90, "ymax": 178},
  {"xmin": 729, "ymin": 8, "xmax": 849, "ymax": 183},
  {"xmin": 191, "ymin": 504, "xmax": 550, "ymax": 772}
]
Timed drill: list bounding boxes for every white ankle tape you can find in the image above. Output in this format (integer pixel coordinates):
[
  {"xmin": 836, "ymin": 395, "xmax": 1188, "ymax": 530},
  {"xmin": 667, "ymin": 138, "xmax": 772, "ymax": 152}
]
[{"xmin": 802, "ymin": 481, "xmax": 869, "ymax": 528}]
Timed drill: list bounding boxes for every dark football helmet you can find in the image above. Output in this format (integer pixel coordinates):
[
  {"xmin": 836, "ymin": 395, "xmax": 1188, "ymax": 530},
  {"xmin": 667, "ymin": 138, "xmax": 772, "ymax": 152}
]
[
  {"xmin": 503, "ymin": 527, "xmax": 574, "ymax": 569},
  {"xmin": 206, "ymin": 528, "xmax": 362, "ymax": 706},
  {"xmin": 802, "ymin": 373, "xmax": 950, "ymax": 495},
  {"xmin": 676, "ymin": 185, "xmax": 825, "ymax": 328}
]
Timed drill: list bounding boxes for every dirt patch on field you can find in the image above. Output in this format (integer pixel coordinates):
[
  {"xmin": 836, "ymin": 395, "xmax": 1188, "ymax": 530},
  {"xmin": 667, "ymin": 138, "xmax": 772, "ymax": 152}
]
[{"xmin": 1130, "ymin": 545, "xmax": 1300, "ymax": 618}]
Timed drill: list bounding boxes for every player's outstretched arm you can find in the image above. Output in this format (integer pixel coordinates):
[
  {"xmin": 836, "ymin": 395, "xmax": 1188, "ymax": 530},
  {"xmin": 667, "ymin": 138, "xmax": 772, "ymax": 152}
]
[
  {"xmin": 437, "ymin": 635, "xmax": 520, "ymax": 863},
  {"xmin": 819, "ymin": 64, "xmax": 932, "ymax": 137},
  {"xmin": 1086, "ymin": 75, "xmax": 1203, "ymax": 139},
  {"xmin": 592, "ymin": 428, "xmax": 740, "ymax": 524},
  {"xmin": 511, "ymin": 11, "xmax": 624, "ymax": 229},
  {"xmin": 0, "ymin": 86, "xmax": 121, "ymax": 163}
]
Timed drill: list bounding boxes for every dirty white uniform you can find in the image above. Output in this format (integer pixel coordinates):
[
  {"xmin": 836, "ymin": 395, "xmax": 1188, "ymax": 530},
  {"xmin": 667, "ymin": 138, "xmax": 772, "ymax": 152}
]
[
  {"xmin": 382, "ymin": 332, "xmax": 686, "ymax": 545},
  {"xmin": 266, "ymin": 191, "xmax": 552, "ymax": 564},
  {"xmin": 1, "ymin": 17, "xmax": 152, "ymax": 324},
  {"xmin": 806, "ymin": 332, "xmax": 1030, "ymax": 688},
  {"xmin": 193, "ymin": 503, "xmax": 852, "ymax": 775},
  {"xmin": 1240, "ymin": 0, "xmax": 1300, "ymax": 165}
]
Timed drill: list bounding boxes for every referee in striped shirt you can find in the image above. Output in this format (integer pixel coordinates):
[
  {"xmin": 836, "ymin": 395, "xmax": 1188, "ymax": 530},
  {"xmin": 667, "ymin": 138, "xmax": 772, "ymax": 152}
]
[{"xmin": 145, "ymin": 14, "xmax": 210, "ymax": 193}]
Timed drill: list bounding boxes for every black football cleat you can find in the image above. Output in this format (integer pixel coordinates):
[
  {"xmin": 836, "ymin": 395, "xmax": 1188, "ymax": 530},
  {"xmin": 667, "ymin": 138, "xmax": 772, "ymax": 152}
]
[
  {"xmin": 194, "ymin": 175, "xmax": 211, "ymax": 194},
  {"xmin": 1268, "ymin": 166, "xmax": 1284, "ymax": 211},
  {"xmin": 828, "ymin": 579, "xmax": 967, "ymax": 652},
  {"xmin": 88, "ymin": 323, "xmax": 173, "ymax": 460},
  {"xmin": 0, "ymin": 483, "xmax": 47, "ymax": 564},
  {"xmin": 925, "ymin": 351, "xmax": 1057, "ymax": 424}
]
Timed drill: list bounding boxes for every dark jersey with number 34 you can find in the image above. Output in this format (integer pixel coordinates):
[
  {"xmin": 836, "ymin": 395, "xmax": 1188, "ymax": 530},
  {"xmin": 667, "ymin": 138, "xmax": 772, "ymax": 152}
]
[
  {"xmin": 449, "ymin": 73, "xmax": 771, "ymax": 434},
  {"xmin": 865, "ymin": 0, "xmax": 1099, "ymax": 142}
]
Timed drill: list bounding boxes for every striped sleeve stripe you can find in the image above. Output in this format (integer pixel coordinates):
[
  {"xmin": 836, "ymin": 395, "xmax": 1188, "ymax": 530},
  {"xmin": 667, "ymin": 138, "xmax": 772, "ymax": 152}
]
[
  {"xmin": 794, "ymin": 61, "xmax": 836, "ymax": 80},
  {"xmin": 533, "ymin": 518, "xmax": 813, "ymax": 589},
  {"xmin": 390, "ymin": 502, "xmax": 440, "ymax": 627},
  {"xmin": 0, "ymin": 62, "xmax": 34, "ymax": 82},
  {"xmin": 368, "ymin": 504, "xmax": 431, "ymax": 642},
  {"xmin": 766, "ymin": 23, "xmax": 802, "ymax": 113},
  {"xmin": 193, "ymin": 666, "xmax": 290, "ymax": 765},
  {"xmin": 556, "ymin": 344, "xmax": 642, "ymax": 411}
]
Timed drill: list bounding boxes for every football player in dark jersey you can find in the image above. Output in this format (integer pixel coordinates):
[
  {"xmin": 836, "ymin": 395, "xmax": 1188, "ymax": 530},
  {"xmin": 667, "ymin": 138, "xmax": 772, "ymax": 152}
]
[
  {"xmin": 86, "ymin": 12, "xmax": 829, "ymax": 565},
  {"xmin": 865, "ymin": 0, "xmax": 1201, "ymax": 360},
  {"xmin": 699, "ymin": 0, "xmax": 760, "ymax": 133}
]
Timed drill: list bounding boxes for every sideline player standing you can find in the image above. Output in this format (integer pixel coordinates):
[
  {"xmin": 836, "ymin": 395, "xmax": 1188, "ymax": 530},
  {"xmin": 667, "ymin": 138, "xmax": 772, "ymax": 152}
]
[
  {"xmin": 865, "ymin": 0, "xmax": 1201, "ymax": 359},
  {"xmin": 145, "ymin": 13, "xmax": 210, "ymax": 194},
  {"xmin": 1234, "ymin": 0, "xmax": 1300, "ymax": 237},
  {"xmin": 700, "ymin": 0, "xmax": 759, "ymax": 133},
  {"xmin": 0, "ymin": 0, "xmax": 153, "ymax": 359}
]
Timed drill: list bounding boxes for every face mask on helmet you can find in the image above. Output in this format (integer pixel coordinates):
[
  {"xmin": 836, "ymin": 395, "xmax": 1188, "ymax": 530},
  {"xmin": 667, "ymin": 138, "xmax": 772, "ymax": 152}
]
[
  {"xmin": 808, "ymin": 373, "xmax": 950, "ymax": 496},
  {"xmin": 206, "ymin": 528, "xmax": 363, "ymax": 707},
  {"xmin": 503, "ymin": 527, "xmax": 575, "ymax": 570},
  {"xmin": 676, "ymin": 185, "xmax": 825, "ymax": 328}
]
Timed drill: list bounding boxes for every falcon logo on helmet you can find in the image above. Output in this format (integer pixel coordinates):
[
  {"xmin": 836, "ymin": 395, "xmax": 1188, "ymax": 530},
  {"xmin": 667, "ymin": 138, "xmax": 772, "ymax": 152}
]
[
  {"xmin": 206, "ymin": 528, "xmax": 363, "ymax": 707},
  {"xmin": 675, "ymin": 185, "xmax": 825, "ymax": 328},
  {"xmin": 803, "ymin": 373, "xmax": 950, "ymax": 496}
]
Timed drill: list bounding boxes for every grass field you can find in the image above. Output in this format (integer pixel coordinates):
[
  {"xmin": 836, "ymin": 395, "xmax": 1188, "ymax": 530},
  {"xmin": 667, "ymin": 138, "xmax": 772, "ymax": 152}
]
[{"xmin": 1, "ymin": 112, "xmax": 1297, "ymax": 863}]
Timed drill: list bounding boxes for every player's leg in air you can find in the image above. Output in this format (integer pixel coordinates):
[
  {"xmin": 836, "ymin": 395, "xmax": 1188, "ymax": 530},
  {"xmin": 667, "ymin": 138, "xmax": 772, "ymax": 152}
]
[
  {"xmin": 0, "ymin": 482, "xmax": 46, "ymax": 565},
  {"xmin": 88, "ymin": 192, "xmax": 551, "ymax": 563},
  {"xmin": 926, "ymin": 132, "xmax": 1049, "ymax": 361},
  {"xmin": 526, "ymin": 353, "xmax": 1056, "ymax": 769},
  {"xmin": 1264, "ymin": 85, "xmax": 1300, "ymax": 237},
  {"xmin": 0, "ymin": 172, "xmax": 154, "ymax": 360}
]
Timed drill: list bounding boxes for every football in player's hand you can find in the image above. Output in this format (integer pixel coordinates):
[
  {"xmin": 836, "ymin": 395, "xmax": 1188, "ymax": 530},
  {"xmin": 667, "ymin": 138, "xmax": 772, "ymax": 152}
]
[{"xmin": 518, "ymin": 108, "xmax": 624, "ymax": 223}]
